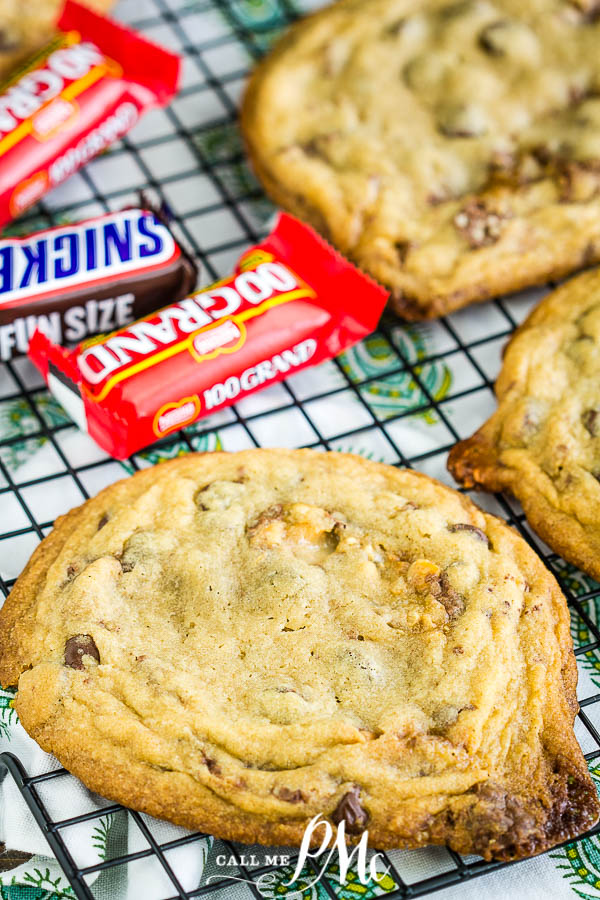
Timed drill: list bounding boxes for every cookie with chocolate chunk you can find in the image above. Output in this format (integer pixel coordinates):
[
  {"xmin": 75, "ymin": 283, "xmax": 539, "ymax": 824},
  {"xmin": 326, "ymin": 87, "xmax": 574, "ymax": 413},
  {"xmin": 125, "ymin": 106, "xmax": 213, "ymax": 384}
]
[
  {"xmin": 0, "ymin": 0, "xmax": 113, "ymax": 82},
  {"xmin": 241, "ymin": 0, "xmax": 600, "ymax": 319},
  {"xmin": 449, "ymin": 268, "xmax": 600, "ymax": 580},
  {"xmin": 0, "ymin": 449, "xmax": 596, "ymax": 858}
]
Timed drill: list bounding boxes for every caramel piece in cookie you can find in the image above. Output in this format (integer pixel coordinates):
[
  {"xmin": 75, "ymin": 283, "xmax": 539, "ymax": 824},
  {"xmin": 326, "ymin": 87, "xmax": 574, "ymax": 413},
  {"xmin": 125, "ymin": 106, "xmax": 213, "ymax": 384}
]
[
  {"xmin": 449, "ymin": 268, "xmax": 600, "ymax": 580},
  {"xmin": 0, "ymin": 449, "xmax": 596, "ymax": 858},
  {"xmin": 242, "ymin": 0, "xmax": 600, "ymax": 319}
]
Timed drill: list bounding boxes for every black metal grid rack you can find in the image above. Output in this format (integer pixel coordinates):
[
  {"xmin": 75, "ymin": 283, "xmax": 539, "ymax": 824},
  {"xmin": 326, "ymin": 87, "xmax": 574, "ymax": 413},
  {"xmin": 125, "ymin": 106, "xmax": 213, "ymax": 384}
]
[{"xmin": 2, "ymin": 0, "xmax": 600, "ymax": 897}]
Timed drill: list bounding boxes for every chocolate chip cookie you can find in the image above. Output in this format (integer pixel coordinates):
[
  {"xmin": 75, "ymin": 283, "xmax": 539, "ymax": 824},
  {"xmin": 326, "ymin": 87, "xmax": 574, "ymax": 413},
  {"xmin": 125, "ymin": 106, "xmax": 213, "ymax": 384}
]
[
  {"xmin": 241, "ymin": 0, "xmax": 600, "ymax": 319},
  {"xmin": 449, "ymin": 269, "xmax": 600, "ymax": 581},
  {"xmin": 0, "ymin": 450, "xmax": 596, "ymax": 858},
  {"xmin": 0, "ymin": 0, "xmax": 114, "ymax": 83}
]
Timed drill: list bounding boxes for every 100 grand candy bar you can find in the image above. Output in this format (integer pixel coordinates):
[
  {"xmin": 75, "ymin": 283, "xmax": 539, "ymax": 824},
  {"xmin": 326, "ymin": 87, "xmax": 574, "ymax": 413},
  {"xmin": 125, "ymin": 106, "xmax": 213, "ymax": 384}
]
[
  {"xmin": 0, "ymin": 0, "xmax": 179, "ymax": 227},
  {"xmin": 29, "ymin": 214, "xmax": 389, "ymax": 459}
]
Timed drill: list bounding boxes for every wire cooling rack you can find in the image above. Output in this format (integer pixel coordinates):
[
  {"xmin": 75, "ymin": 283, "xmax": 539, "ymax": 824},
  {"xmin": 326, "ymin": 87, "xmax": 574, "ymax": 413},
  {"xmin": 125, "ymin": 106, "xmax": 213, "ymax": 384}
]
[{"xmin": 2, "ymin": 0, "xmax": 600, "ymax": 897}]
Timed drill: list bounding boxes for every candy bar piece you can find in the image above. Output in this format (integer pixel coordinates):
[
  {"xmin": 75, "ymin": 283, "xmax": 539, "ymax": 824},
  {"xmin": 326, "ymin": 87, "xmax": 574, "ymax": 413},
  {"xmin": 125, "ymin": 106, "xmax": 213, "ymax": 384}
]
[
  {"xmin": 0, "ymin": 1, "xmax": 179, "ymax": 228},
  {"xmin": 0, "ymin": 208, "xmax": 197, "ymax": 361},
  {"xmin": 29, "ymin": 213, "xmax": 389, "ymax": 459}
]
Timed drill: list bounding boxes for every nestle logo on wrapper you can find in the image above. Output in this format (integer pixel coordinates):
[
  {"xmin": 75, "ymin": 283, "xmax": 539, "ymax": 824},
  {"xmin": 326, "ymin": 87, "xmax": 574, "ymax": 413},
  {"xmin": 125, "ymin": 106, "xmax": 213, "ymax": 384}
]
[
  {"xmin": 158, "ymin": 401, "xmax": 197, "ymax": 432},
  {"xmin": 0, "ymin": 209, "xmax": 176, "ymax": 307},
  {"xmin": 154, "ymin": 395, "xmax": 201, "ymax": 437},
  {"xmin": 192, "ymin": 319, "xmax": 240, "ymax": 356}
]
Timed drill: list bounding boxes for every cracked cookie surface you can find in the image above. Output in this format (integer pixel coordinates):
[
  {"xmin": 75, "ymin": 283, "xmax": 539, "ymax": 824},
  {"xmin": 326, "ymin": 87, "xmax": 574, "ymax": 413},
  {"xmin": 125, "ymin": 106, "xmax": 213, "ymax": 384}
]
[
  {"xmin": 449, "ymin": 268, "xmax": 600, "ymax": 581},
  {"xmin": 241, "ymin": 0, "xmax": 600, "ymax": 319},
  {"xmin": 0, "ymin": 1, "xmax": 114, "ymax": 82},
  {"xmin": 0, "ymin": 449, "xmax": 596, "ymax": 857}
]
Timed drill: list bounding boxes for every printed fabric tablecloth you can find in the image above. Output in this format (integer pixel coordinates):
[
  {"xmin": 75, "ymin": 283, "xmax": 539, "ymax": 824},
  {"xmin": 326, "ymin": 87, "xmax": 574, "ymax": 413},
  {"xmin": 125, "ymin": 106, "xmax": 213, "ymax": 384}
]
[{"xmin": 1, "ymin": 0, "xmax": 600, "ymax": 898}]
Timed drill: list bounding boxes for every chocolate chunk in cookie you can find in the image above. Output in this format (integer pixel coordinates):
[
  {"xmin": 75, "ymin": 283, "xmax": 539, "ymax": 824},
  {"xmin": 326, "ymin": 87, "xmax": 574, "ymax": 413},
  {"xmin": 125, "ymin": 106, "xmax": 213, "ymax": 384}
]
[
  {"xmin": 454, "ymin": 201, "xmax": 507, "ymax": 248},
  {"xmin": 448, "ymin": 523, "xmax": 491, "ymax": 546},
  {"xmin": 582, "ymin": 408, "xmax": 600, "ymax": 436},
  {"xmin": 332, "ymin": 786, "xmax": 369, "ymax": 833},
  {"xmin": 64, "ymin": 635, "xmax": 100, "ymax": 670}
]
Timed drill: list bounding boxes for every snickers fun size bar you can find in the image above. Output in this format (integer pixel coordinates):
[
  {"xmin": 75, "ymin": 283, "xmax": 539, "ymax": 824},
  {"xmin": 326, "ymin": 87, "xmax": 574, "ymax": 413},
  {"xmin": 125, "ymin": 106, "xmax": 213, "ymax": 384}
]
[
  {"xmin": 0, "ymin": 208, "xmax": 197, "ymax": 361},
  {"xmin": 29, "ymin": 214, "xmax": 389, "ymax": 459}
]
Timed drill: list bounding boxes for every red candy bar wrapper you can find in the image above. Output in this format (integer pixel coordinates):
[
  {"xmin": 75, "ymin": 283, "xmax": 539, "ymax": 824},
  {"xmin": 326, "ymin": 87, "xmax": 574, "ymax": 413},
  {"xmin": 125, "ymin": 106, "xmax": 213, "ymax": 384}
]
[
  {"xmin": 0, "ymin": 1, "xmax": 179, "ymax": 227},
  {"xmin": 28, "ymin": 214, "xmax": 389, "ymax": 459}
]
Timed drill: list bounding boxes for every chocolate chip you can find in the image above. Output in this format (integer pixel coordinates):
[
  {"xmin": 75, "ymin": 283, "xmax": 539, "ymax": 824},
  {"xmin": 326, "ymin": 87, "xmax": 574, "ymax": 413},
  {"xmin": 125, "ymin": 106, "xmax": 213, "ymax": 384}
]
[
  {"xmin": 64, "ymin": 635, "xmax": 100, "ymax": 670},
  {"xmin": 532, "ymin": 144, "xmax": 553, "ymax": 166},
  {"xmin": 247, "ymin": 504, "xmax": 283, "ymax": 534},
  {"xmin": 454, "ymin": 200, "xmax": 504, "ymax": 250},
  {"xmin": 440, "ymin": 574, "xmax": 465, "ymax": 620},
  {"xmin": 438, "ymin": 103, "xmax": 488, "ymax": 138},
  {"xmin": 479, "ymin": 21, "xmax": 508, "ymax": 55},
  {"xmin": 0, "ymin": 30, "xmax": 21, "ymax": 53},
  {"xmin": 300, "ymin": 135, "xmax": 335, "ymax": 160},
  {"xmin": 201, "ymin": 752, "xmax": 222, "ymax": 776},
  {"xmin": 582, "ymin": 409, "xmax": 600, "ymax": 437},
  {"xmin": 61, "ymin": 564, "xmax": 78, "ymax": 589},
  {"xmin": 454, "ymin": 200, "xmax": 507, "ymax": 248},
  {"xmin": 490, "ymin": 149, "xmax": 515, "ymax": 172},
  {"xmin": 331, "ymin": 785, "xmax": 369, "ymax": 833},
  {"xmin": 276, "ymin": 787, "xmax": 306, "ymax": 803},
  {"xmin": 558, "ymin": 160, "xmax": 600, "ymax": 203},
  {"xmin": 461, "ymin": 782, "xmax": 537, "ymax": 857},
  {"xmin": 97, "ymin": 514, "xmax": 109, "ymax": 530},
  {"xmin": 448, "ymin": 523, "xmax": 491, "ymax": 547},
  {"xmin": 394, "ymin": 240, "xmax": 411, "ymax": 263},
  {"xmin": 569, "ymin": 83, "xmax": 589, "ymax": 104},
  {"xmin": 568, "ymin": 0, "xmax": 600, "ymax": 22},
  {"xmin": 582, "ymin": 242, "xmax": 597, "ymax": 267},
  {"xmin": 384, "ymin": 18, "xmax": 406, "ymax": 35},
  {"xmin": 120, "ymin": 559, "xmax": 135, "ymax": 573},
  {"xmin": 428, "ymin": 191, "xmax": 450, "ymax": 205},
  {"xmin": 428, "ymin": 572, "xmax": 465, "ymax": 620},
  {"xmin": 440, "ymin": 0, "xmax": 475, "ymax": 17},
  {"xmin": 195, "ymin": 483, "xmax": 212, "ymax": 511}
]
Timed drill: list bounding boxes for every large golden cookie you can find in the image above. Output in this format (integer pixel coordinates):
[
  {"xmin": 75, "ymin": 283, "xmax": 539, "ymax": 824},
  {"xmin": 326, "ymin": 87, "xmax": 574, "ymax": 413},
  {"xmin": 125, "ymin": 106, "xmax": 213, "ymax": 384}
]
[
  {"xmin": 449, "ymin": 269, "xmax": 600, "ymax": 581},
  {"xmin": 241, "ymin": 0, "xmax": 600, "ymax": 319},
  {"xmin": 0, "ymin": 450, "xmax": 596, "ymax": 858},
  {"xmin": 0, "ymin": 0, "xmax": 114, "ymax": 83}
]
